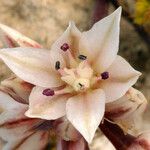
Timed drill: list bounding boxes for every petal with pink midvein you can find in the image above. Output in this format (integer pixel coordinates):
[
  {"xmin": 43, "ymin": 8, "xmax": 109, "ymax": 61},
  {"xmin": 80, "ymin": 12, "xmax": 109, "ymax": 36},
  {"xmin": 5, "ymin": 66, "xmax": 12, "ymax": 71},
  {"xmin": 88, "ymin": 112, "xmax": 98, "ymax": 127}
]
[
  {"xmin": 0, "ymin": 47, "xmax": 63, "ymax": 87},
  {"xmin": 100, "ymin": 56, "xmax": 141, "ymax": 103},
  {"xmin": 26, "ymin": 86, "xmax": 71, "ymax": 120},
  {"xmin": 66, "ymin": 89, "xmax": 105, "ymax": 143}
]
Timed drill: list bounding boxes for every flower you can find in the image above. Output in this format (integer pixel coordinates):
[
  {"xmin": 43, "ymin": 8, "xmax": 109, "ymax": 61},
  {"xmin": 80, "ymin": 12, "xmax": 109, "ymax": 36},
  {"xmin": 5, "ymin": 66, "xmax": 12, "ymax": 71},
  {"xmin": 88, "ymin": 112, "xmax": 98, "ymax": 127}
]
[
  {"xmin": 105, "ymin": 87, "xmax": 147, "ymax": 133},
  {"xmin": 0, "ymin": 84, "xmax": 49, "ymax": 150},
  {"xmin": 0, "ymin": 7, "xmax": 141, "ymax": 143},
  {"xmin": 0, "ymin": 23, "xmax": 49, "ymax": 149},
  {"xmin": 0, "ymin": 23, "xmax": 80, "ymax": 147}
]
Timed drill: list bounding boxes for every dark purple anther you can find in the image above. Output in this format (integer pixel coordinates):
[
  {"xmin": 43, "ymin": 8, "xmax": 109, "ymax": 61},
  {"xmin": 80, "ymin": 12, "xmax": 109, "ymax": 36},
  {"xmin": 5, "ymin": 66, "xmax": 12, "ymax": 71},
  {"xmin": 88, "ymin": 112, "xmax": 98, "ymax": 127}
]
[
  {"xmin": 78, "ymin": 54, "xmax": 87, "ymax": 60},
  {"xmin": 60, "ymin": 43, "xmax": 69, "ymax": 51},
  {"xmin": 101, "ymin": 72, "xmax": 109, "ymax": 80},
  {"xmin": 55, "ymin": 61, "xmax": 60, "ymax": 70},
  {"xmin": 42, "ymin": 88, "xmax": 55, "ymax": 96}
]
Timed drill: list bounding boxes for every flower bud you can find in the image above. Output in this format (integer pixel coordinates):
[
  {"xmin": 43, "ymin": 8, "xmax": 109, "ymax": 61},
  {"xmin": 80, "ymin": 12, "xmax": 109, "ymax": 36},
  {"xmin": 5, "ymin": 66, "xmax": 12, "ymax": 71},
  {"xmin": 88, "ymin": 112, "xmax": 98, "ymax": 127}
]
[
  {"xmin": 1, "ymin": 75, "xmax": 33, "ymax": 103},
  {"xmin": 105, "ymin": 87, "xmax": 147, "ymax": 132}
]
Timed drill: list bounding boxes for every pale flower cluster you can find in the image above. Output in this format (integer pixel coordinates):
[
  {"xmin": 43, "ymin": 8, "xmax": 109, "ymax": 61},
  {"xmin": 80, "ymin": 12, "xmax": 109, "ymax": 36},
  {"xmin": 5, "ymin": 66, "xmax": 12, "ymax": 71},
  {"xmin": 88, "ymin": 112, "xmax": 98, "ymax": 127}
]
[{"xmin": 0, "ymin": 7, "xmax": 149, "ymax": 150}]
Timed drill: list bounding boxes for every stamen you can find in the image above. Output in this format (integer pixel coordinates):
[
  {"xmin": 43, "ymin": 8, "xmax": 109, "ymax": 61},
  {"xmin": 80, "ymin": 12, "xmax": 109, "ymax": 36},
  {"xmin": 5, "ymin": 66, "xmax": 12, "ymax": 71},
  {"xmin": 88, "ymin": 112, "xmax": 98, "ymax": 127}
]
[
  {"xmin": 60, "ymin": 43, "xmax": 78, "ymax": 67},
  {"xmin": 78, "ymin": 83, "xmax": 84, "ymax": 90},
  {"xmin": 42, "ymin": 88, "xmax": 55, "ymax": 96},
  {"xmin": 55, "ymin": 61, "xmax": 60, "ymax": 70},
  {"xmin": 101, "ymin": 72, "xmax": 109, "ymax": 80},
  {"xmin": 60, "ymin": 43, "xmax": 69, "ymax": 51},
  {"xmin": 78, "ymin": 55, "xmax": 87, "ymax": 60},
  {"xmin": 55, "ymin": 86, "xmax": 74, "ymax": 95},
  {"xmin": 78, "ymin": 83, "xmax": 83, "ymax": 87},
  {"xmin": 67, "ymin": 50, "xmax": 78, "ymax": 67}
]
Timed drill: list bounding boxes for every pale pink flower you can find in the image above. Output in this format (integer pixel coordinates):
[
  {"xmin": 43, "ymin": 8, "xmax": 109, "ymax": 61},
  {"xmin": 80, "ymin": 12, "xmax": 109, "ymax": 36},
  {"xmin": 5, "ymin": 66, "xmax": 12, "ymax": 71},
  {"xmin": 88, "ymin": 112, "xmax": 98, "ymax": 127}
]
[
  {"xmin": 0, "ymin": 24, "xmax": 79, "ymax": 146},
  {"xmin": 0, "ymin": 7, "xmax": 141, "ymax": 143},
  {"xmin": 105, "ymin": 87, "xmax": 147, "ymax": 133},
  {"xmin": 0, "ymin": 85, "xmax": 49, "ymax": 150},
  {"xmin": 0, "ymin": 26, "xmax": 49, "ymax": 149},
  {"xmin": 0, "ymin": 69, "xmax": 79, "ymax": 150}
]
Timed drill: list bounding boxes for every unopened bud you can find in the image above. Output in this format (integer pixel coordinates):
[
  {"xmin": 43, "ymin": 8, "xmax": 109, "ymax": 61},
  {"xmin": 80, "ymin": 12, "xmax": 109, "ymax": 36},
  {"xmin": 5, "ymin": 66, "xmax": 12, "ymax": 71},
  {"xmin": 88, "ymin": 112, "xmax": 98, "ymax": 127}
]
[
  {"xmin": 1, "ymin": 75, "xmax": 33, "ymax": 103},
  {"xmin": 105, "ymin": 88, "xmax": 147, "ymax": 132}
]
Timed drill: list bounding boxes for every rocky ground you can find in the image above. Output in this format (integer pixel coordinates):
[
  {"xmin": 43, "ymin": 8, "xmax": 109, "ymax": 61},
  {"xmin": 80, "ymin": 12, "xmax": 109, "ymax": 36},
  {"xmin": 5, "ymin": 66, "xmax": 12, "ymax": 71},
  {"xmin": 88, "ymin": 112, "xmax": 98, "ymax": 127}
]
[{"xmin": 0, "ymin": 0, "xmax": 149, "ymax": 149}]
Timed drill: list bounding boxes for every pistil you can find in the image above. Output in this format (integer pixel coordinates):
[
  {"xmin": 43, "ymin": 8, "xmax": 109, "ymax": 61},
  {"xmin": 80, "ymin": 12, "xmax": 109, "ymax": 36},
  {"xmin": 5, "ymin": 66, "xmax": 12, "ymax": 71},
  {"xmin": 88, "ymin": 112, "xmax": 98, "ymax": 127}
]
[
  {"xmin": 54, "ymin": 86, "xmax": 74, "ymax": 95},
  {"xmin": 66, "ymin": 50, "xmax": 78, "ymax": 67}
]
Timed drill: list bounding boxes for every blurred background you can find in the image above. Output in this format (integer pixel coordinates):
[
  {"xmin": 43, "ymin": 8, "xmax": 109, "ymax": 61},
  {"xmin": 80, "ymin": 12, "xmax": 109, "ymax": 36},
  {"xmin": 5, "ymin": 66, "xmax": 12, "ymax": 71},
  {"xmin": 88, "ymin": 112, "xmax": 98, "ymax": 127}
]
[{"xmin": 0, "ymin": 0, "xmax": 149, "ymax": 149}]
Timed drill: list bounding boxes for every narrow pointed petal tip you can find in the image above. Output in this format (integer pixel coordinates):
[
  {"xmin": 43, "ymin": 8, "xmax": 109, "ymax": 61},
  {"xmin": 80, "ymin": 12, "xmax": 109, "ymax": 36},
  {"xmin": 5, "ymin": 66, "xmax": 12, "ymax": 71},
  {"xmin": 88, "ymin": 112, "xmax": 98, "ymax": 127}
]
[
  {"xmin": 0, "ymin": 23, "xmax": 42, "ymax": 48},
  {"xmin": 79, "ymin": 7, "xmax": 122, "ymax": 74},
  {"xmin": 50, "ymin": 20, "xmax": 81, "ymax": 67},
  {"xmin": 69, "ymin": 20, "xmax": 75, "ymax": 27},
  {"xmin": 66, "ymin": 89, "xmax": 105, "ymax": 143},
  {"xmin": 115, "ymin": 6, "xmax": 122, "ymax": 16}
]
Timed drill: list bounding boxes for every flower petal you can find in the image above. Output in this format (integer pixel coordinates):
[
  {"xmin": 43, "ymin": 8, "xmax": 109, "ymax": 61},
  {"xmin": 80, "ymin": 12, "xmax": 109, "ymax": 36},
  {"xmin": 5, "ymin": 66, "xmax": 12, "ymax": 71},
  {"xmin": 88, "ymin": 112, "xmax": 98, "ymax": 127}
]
[
  {"xmin": 0, "ymin": 89, "xmax": 42, "ymax": 140},
  {"xmin": 100, "ymin": 56, "xmax": 141, "ymax": 103},
  {"xmin": 79, "ymin": 7, "xmax": 122, "ymax": 73},
  {"xmin": 0, "ymin": 88, "xmax": 49, "ymax": 150},
  {"xmin": 66, "ymin": 89, "xmax": 105, "ymax": 143},
  {"xmin": 25, "ymin": 86, "xmax": 70, "ymax": 120},
  {"xmin": 0, "ymin": 47, "xmax": 63, "ymax": 87},
  {"xmin": 50, "ymin": 21, "xmax": 81, "ymax": 67},
  {"xmin": 0, "ymin": 23, "xmax": 42, "ymax": 48},
  {"xmin": 2, "ymin": 131, "xmax": 49, "ymax": 150}
]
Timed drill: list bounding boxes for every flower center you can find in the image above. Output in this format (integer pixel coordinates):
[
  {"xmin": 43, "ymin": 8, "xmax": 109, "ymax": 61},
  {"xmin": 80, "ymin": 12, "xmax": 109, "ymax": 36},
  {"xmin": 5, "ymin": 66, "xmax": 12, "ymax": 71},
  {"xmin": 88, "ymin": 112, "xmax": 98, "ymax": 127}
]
[
  {"xmin": 42, "ymin": 43, "xmax": 111, "ymax": 96},
  {"xmin": 73, "ymin": 78, "xmax": 90, "ymax": 91},
  {"xmin": 60, "ymin": 61, "xmax": 93, "ymax": 92}
]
